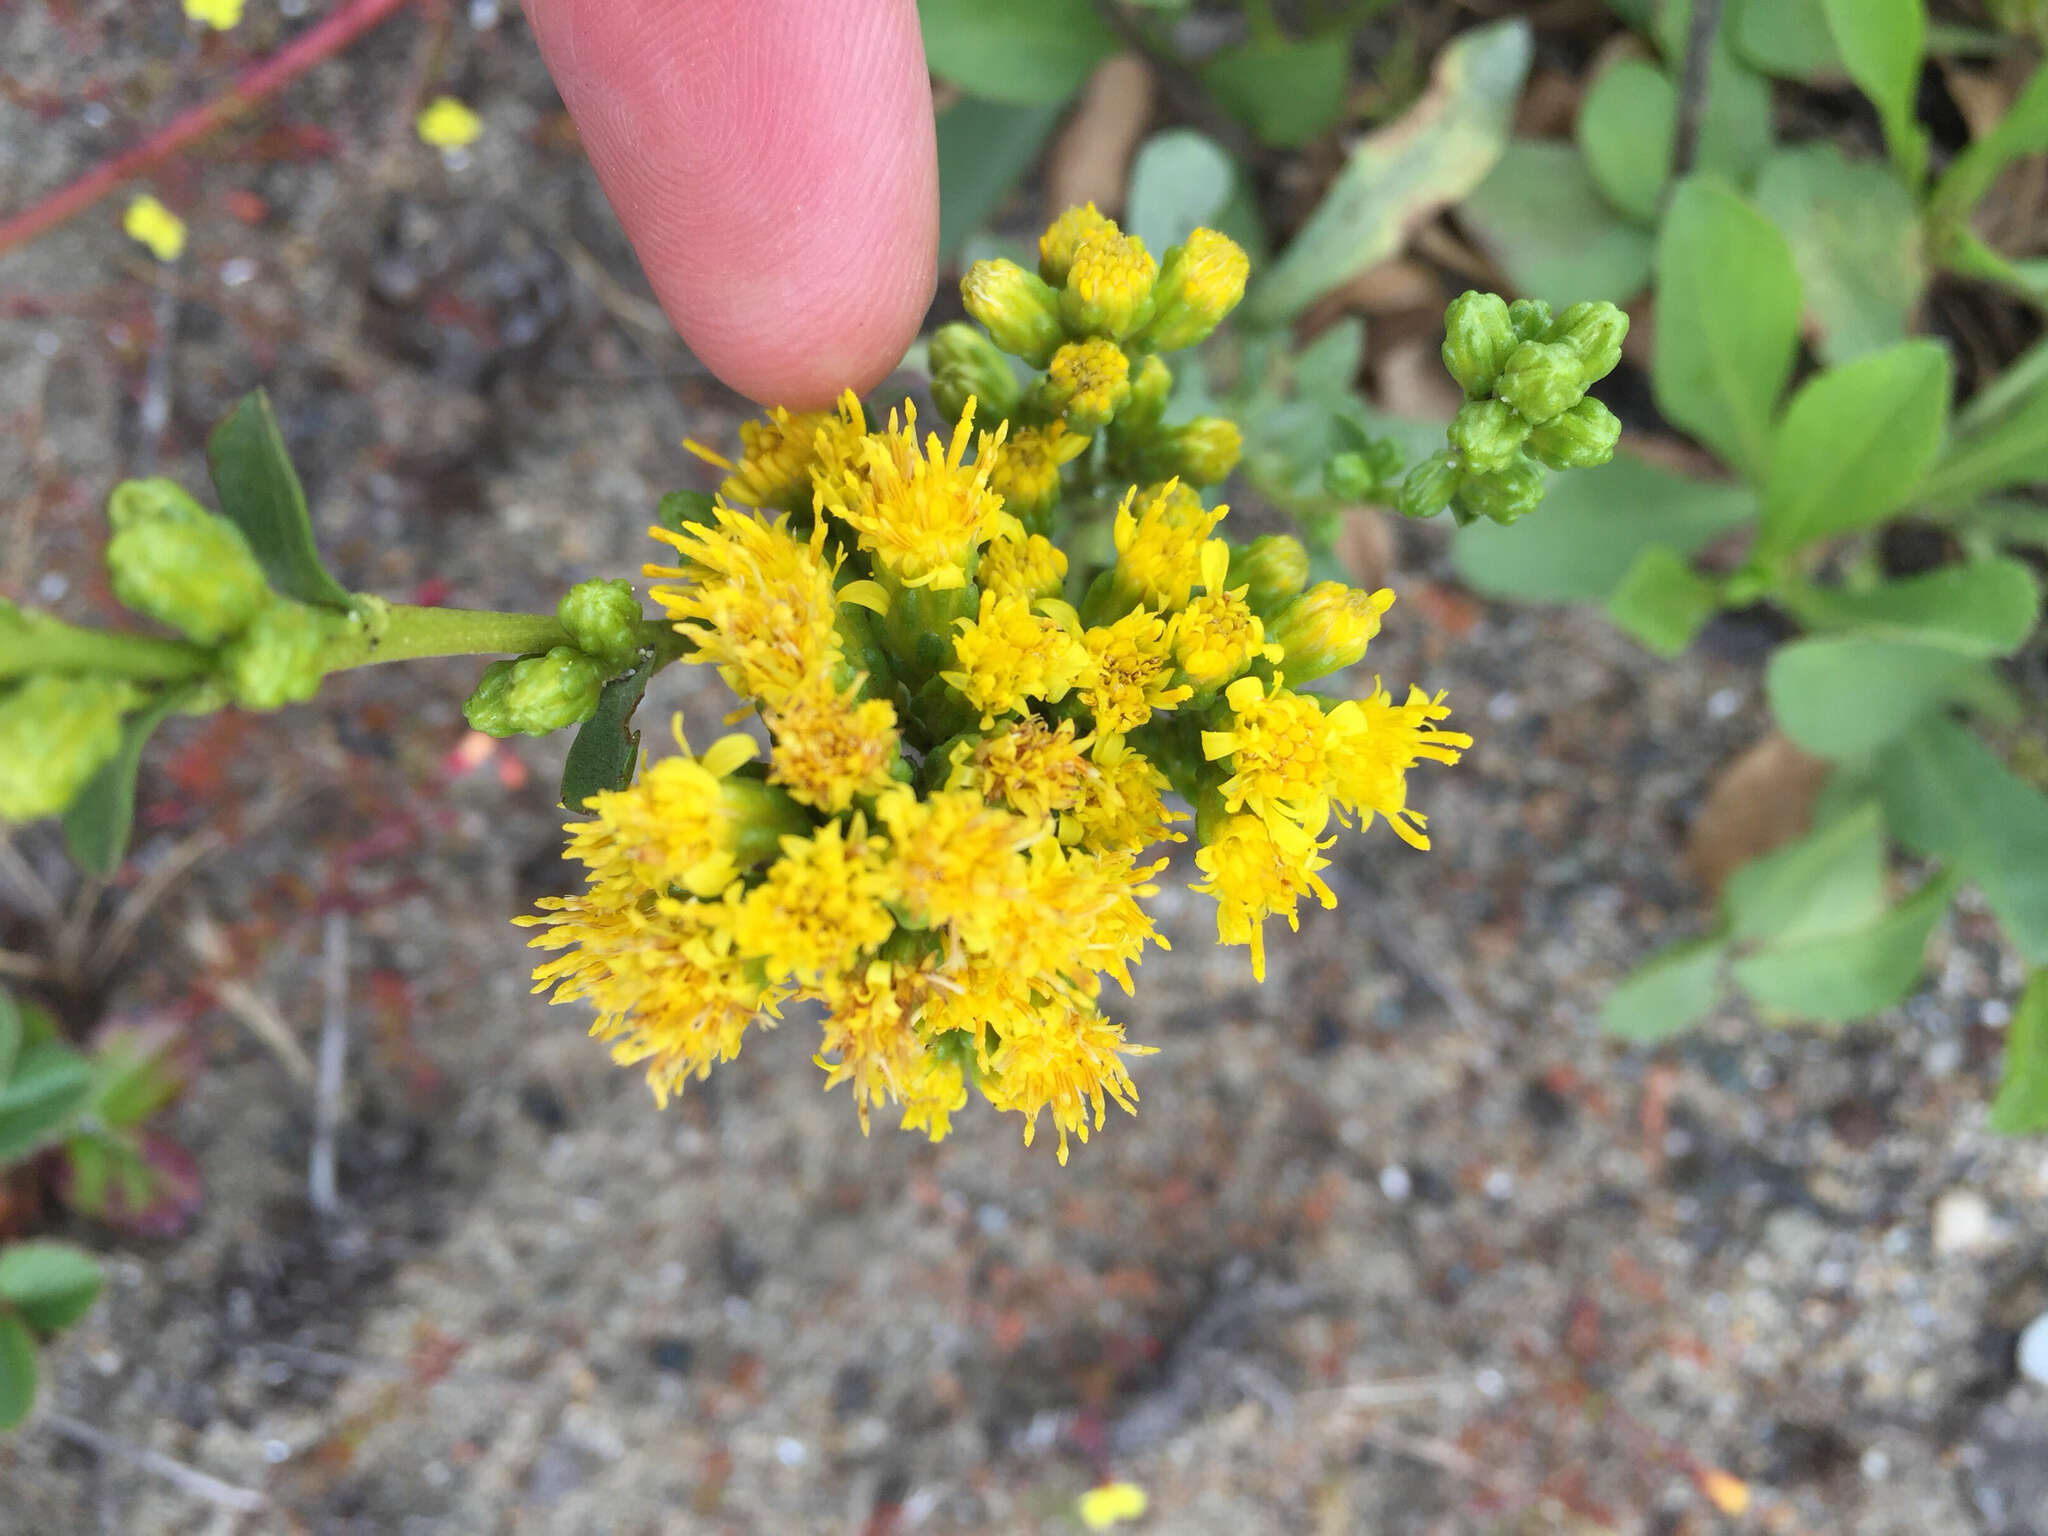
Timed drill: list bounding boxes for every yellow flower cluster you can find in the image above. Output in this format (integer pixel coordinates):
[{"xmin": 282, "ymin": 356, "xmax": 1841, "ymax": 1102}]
[{"xmin": 523, "ymin": 208, "xmax": 1469, "ymax": 1159}]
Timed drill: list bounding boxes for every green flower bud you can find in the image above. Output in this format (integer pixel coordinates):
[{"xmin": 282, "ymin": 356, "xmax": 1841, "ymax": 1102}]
[
  {"xmin": 221, "ymin": 599, "xmax": 344, "ymax": 710},
  {"xmin": 929, "ymin": 322, "xmax": 1022, "ymax": 424},
  {"xmin": 1130, "ymin": 417, "xmax": 1241, "ymax": 487},
  {"xmin": 1447, "ymin": 398, "xmax": 1532, "ymax": 475},
  {"xmin": 1131, "ymin": 228, "xmax": 1249, "ymax": 353},
  {"xmin": 492, "ymin": 646, "xmax": 607, "ymax": 736},
  {"xmin": 961, "ymin": 260, "xmax": 1065, "ymax": 368},
  {"xmin": 1322, "ymin": 451, "xmax": 1377, "ymax": 502},
  {"xmin": 1226, "ymin": 535, "xmax": 1310, "ymax": 617},
  {"xmin": 557, "ymin": 578, "xmax": 643, "ymax": 669},
  {"xmin": 1057, "ymin": 227, "xmax": 1159, "ymax": 341},
  {"xmin": 1507, "ymin": 297, "xmax": 1554, "ymax": 341},
  {"xmin": 1525, "ymin": 397, "xmax": 1622, "ymax": 471},
  {"xmin": 104, "ymin": 478, "xmax": 268, "ymax": 644},
  {"xmin": 1495, "ymin": 340, "xmax": 1587, "ymax": 425},
  {"xmin": 1454, "ymin": 456, "xmax": 1548, "ymax": 526},
  {"xmin": 1113, "ymin": 354, "xmax": 1174, "ymax": 440},
  {"xmin": 1396, "ymin": 450, "xmax": 1461, "ymax": 519},
  {"xmin": 1440, "ymin": 291, "xmax": 1518, "ymax": 398},
  {"xmin": 463, "ymin": 659, "xmax": 519, "ymax": 737},
  {"xmin": 0, "ymin": 675, "xmax": 140, "ymax": 822},
  {"xmin": 1547, "ymin": 300, "xmax": 1629, "ymax": 385},
  {"xmin": 1265, "ymin": 582, "xmax": 1395, "ymax": 684}
]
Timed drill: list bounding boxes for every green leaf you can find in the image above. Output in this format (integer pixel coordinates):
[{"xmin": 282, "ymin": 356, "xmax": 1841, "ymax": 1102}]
[
  {"xmin": 1877, "ymin": 716, "xmax": 2048, "ymax": 965},
  {"xmin": 655, "ymin": 490, "xmax": 718, "ymax": 534},
  {"xmin": 1576, "ymin": 59, "xmax": 1675, "ymax": 224},
  {"xmin": 1929, "ymin": 59, "xmax": 2048, "ymax": 227},
  {"xmin": 0, "ymin": 1242, "xmax": 102, "ymax": 1335},
  {"xmin": 1201, "ymin": 34, "xmax": 1351, "ymax": 149},
  {"xmin": 559, "ymin": 651, "xmax": 657, "ymax": 811},
  {"xmin": 1731, "ymin": 0, "xmax": 1842, "ymax": 78},
  {"xmin": 1752, "ymin": 143, "xmax": 1925, "ymax": 364},
  {"xmin": 1602, "ymin": 937, "xmax": 1726, "ymax": 1039},
  {"xmin": 917, "ymin": 0, "xmax": 1117, "ymax": 106},
  {"xmin": 1989, "ymin": 970, "xmax": 2048, "ymax": 1134},
  {"xmin": 0, "ymin": 1311, "xmax": 36, "ymax": 1431},
  {"xmin": 1126, "ymin": 130, "xmax": 1239, "ymax": 259},
  {"xmin": 1604, "ymin": 545, "xmax": 1722, "ymax": 656},
  {"xmin": 1766, "ymin": 634, "xmax": 1992, "ymax": 759},
  {"xmin": 204, "ymin": 390, "xmax": 354, "ymax": 611},
  {"xmin": 1451, "ymin": 453, "xmax": 1754, "ymax": 602},
  {"xmin": 935, "ymin": 96, "xmax": 1066, "ymax": 264},
  {"xmin": 1732, "ymin": 868, "xmax": 1956, "ymax": 1021},
  {"xmin": 1458, "ymin": 140, "xmax": 1653, "ymax": 306},
  {"xmin": 1723, "ymin": 802, "xmax": 1888, "ymax": 944},
  {"xmin": 1652, "ymin": 178, "xmax": 1802, "ymax": 481},
  {"xmin": 0, "ymin": 987, "xmax": 19, "ymax": 1088},
  {"xmin": 1788, "ymin": 558, "xmax": 2040, "ymax": 654},
  {"xmin": 1920, "ymin": 359, "xmax": 2048, "ymax": 508},
  {"xmin": 1756, "ymin": 340, "xmax": 1950, "ymax": 559},
  {"xmin": 1246, "ymin": 19, "xmax": 1530, "ymax": 322},
  {"xmin": 60, "ymin": 684, "xmax": 195, "ymax": 878},
  {"xmin": 86, "ymin": 1025, "xmax": 185, "ymax": 1130},
  {"xmin": 1821, "ymin": 0, "xmax": 1929, "ymax": 184},
  {"xmin": 0, "ymin": 1040, "xmax": 94, "ymax": 1164}
]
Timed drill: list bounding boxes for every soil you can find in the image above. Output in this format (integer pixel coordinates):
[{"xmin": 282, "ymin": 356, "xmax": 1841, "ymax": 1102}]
[{"xmin": 2, "ymin": 5, "xmax": 2046, "ymax": 1534}]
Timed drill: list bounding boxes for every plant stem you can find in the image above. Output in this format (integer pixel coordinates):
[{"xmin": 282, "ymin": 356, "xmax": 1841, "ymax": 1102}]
[
  {"xmin": 323, "ymin": 602, "xmax": 570, "ymax": 671},
  {"xmin": 3, "ymin": 612, "xmax": 213, "ymax": 682}
]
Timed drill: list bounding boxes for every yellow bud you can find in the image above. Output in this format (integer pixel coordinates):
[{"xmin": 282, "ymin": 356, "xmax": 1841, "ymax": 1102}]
[
  {"xmin": 961, "ymin": 259, "xmax": 1066, "ymax": 367},
  {"xmin": 1058, "ymin": 228, "xmax": 1158, "ymax": 341},
  {"xmin": 1039, "ymin": 203, "xmax": 1118, "ymax": 286},
  {"xmin": 1038, "ymin": 337, "xmax": 1131, "ymax": 432},
  {"xmin": 1133, "ymin": 228, "xmax": 1249, "ymax": 352},
  {"xmin": 1266, "ymin": 582, "xmax": 1395, "ymax": 683}
]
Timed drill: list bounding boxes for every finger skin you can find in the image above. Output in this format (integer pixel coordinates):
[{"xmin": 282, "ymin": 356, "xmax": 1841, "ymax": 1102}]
[{"xmin": 523, "ymin": 0, "xmax": 937, "ymax": 407}]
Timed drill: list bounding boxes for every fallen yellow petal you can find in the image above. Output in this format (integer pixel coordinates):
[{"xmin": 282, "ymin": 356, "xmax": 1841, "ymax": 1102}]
[
  {"xmin": 1077, "ymin": 1481, "xmax": 1148, "ymax": 1531},
  {"xmin": 183, "ymin": 0, "xmax": 245, "ymax": 29},
  {"xmin": 417, "ymin": 96, "xmax": 483, "ymax": 150},
  {"xmin": 121, "ymin": 195, "xmax": 186, "ymax": 263},
  {"xmin": 1697, "ymin": 1467, "xmax": 1751, "ymax": 1516}
]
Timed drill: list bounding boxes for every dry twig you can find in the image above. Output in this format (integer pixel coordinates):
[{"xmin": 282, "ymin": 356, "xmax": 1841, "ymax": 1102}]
[{"xmin": 40, "ymin": 1413, "xmax": 267, "ymax": 1514}]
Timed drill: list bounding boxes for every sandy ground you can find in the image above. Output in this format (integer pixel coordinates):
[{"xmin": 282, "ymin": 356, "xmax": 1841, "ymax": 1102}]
[{"xmin": 3, "ymin": 5, "xmax": 2047, "ymax": 1534}]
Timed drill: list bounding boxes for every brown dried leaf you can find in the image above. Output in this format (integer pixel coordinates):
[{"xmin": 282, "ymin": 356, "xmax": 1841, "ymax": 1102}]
[
  {"xmin": 1044, "ymin": 54, "xmax": 1155, "ymax": 219},
  {"xmin": 1684, "ymin": 731, "xmax": 1831, "ymax": 897}
]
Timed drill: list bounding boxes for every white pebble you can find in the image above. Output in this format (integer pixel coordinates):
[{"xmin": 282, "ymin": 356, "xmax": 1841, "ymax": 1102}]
[
  {"xmin": 262, "ymin": 1439, "xmax": 291, "ymax": 1464},
  {"xmin": 1483, "ymin": 1168, "xmax": 1514, "ymax": 1202},
  {"xmin": 2020, "ymin": 1313, "xmax": 2048, "ymax": 1385},
  {"xmin": 1933, "ymin": 1190, "xmax": 1995, "ymax": 1256},
  {"xmin": 1474, "ymin": 1367, "xmax": 1506, "ymax": 1399},
  {"xmin": 1706, "ymin": 687, "xmax": 1740, "ymax": 720},
  {"xmin": 1486, "ymin": 692, "xmax": 1519, "ymax": 722},
  {"xmin": 220, "ymin": 257, "xmax": 259, "ymax": 288},
  {"xmin": 774, "ymin": 1436, "xmax": 807, "ymax": 1467},
  {"xmin": 1982, "ymin": 999, "xmax": 2013, "ymax": 1028},
  {"xmin": 1860, "ymin": 1447, "xmax": 1890, "ymax": 1480},
  {"xmin": 1378, "ymin": 1165, "xmax": 1412, "ymax": 1203}
]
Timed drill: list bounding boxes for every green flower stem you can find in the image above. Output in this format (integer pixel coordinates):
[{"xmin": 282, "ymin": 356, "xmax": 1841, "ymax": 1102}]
[
  {"xmin": 321, "ymin": 601, "xmax": 572, "ymax": 672},
  {"xmin": 2, "ymin": 611, "xmax": 213, "ymax": 683}
]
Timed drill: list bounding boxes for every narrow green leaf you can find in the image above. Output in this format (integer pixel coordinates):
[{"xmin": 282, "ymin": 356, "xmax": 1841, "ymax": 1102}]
[
  {"xmin": 1576, "ymin": 59, "xmax": 1675, "ymax": 224},
  {"xmin": 935, "ymin": 96, "xmax": 1066, "ymax": 264},
  {"xmin": 0, "ymin": 1311, "xmax": 36, "ymax": 1430},
  {"xmin": 1920, "ymin": 360, "xmax": 2048, "ymax": 508},
  {"xmin": 0, "ymin": 987, "xmax": 19, "ymax": 1087},
  {"xmin": 1756, "ymin": 340, "xmax": 1950, "ymax": 558},
  {"xmin": 1652, "ymin": 178, "xmax": 1802, "ymax": 481},
  {"xmin": 1929, "ymin": 58, "xmax": 2048, "ymax": 226},
  {"xmin": 1601, "ymin": 937, "xmax": 1726, "ymax": 1040},
  {"xmin": 1989, "ymin": 970, "xmax": 2048, "ymax": 1135},
  {"xmin": 1753, "ymin": 143, "xmax": 1925, "ymax": 364},
  {"xmin": 61, "ymin": 685, "xmax": 195, "ymax": 878},
  {"xmin": 1877, "ymin": 716, "xmax": 2048, "ymax": 965},
  {"xmin": 1732, "ymin": 868, "xmax": 1956, "ymax": 1021},
  {"xmin": 1723, "ymin": 802, "xmax": 1888, "ymax": 944},
  {"xmin": 0, "ymin": 1041, "xmax": 94, "ymax": 1164},
  {"xmin": 1201, "ymin": 34, "xmax": 1351, "ymax": 149},
  {"xmin": 1821, "ymin": 0, "xmax": 1929, "ymax": 184},
  {"xmin": 1604, "ymin": 545, "xmax": 1722, "ymax": 657},
  {"xmin": 1452, "ymin": 454, "xmax": 1754, "ymax": 602},
  {"xmin": 917, "ymin": 0, "xmax": 1117, "ymax": 106},
  {"xmin": 204, "ymin": 390, "xmax": 354, "ymax": 611},
  {"xmin": 1247, "ymin": 19, "xmax": 1530, "ymax": 322},
  {"xmin": 1459, "ymin": 140, "xmax": 1653, "ymax": 307},
  {"xmin": 1787, "ymin": 558, "xmax": 2039, "ymax": 655},
  {"xmin": 1766, "ymin": 635, "xmax": 1991, "ymax": 760},
  {"xmin": 559, "ymin": 651, "xmax": 657, "ymax": 811},
  {"xmin": 0, "ymin": 1242, "xmax": 102, "ymax": 1335}
]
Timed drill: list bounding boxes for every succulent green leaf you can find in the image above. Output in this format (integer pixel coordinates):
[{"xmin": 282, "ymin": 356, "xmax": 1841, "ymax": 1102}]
[
  {"xmin": 560, "ymin": 651, "xmax": 657, "ymax": 811},
  {"xmin": 61, "ymin": 685, "xmax": 198, "ymax": 878},
  {"xmin": 1765, "ymin": 635, "xmax": 1993, "ymax": 760},
  {"xmin": 1604, "ymin": 546, "xmax": 1722, "ymax": 657},
  {"xmin": 0, "ymin": 1040, "xmax": 94, "ymax": 1164},
  {"xmin": 1601, "ymin": 936, "xmax": 1726, "ymax": 1040},
  {"xmin": 1753, "ymin": 143, "xmax": 1926, "ymax": 364},
  {"xmin": 1460, "ymin": 140, "xmax": 1654, "ymax": 307},
  {"xmin": 917, "ymin": 0, "xmax": 1117, "ymax": 106},
  {"xmin": 0, "ymin": 1310, "xmax": 36, "ymax": 1430},
  {"xmin": 1989, "ymin": 970, "xmax": 2048, "ymax": 1135},
  {"xmin": 0, "ymin": 1242, "xmax": 103, "ymax": 1335},
  {"xmin": 1732, "ymin": 868, "xmax": 1956, "ymax": 1022},
  {"xmin": 205, "ymin": 390, "xmax": 354, "ymax": 611}
]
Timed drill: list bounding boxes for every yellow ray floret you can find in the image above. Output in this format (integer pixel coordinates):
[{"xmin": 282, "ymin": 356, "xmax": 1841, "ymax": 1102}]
[
  {"xmin": 1191, "ymin": 812, "xmax": 1337, "ymax": 982},
  {"xmin": 978, "ymin": 1001, "xmax": 1154, "ymax": 1165},
  {"xmin": 944, "ymin": 591, "xmax": 1089, "ymax": 728},
  {"xmin": 1201, "ymin": 676, "xmax": 1332, "ymax": 828},
  {"xmin": 562, "ymin": 729, "xmax": 781, "ymax": 898},
  {"xmin": 1080, "ymin": 607, "xmax": 1190, "ymax": 733},
  {"xmin": 731, "ymin": 815, "xmax": 899, "ymax": 984},
  {"xmin": 1322, "ymin": 683, "xmax": 1473, "ymax": 848},
  {"xmin": 815, "ymin": 399, "xmax": 1011, "ymax": 591},
  {"xmin": 766, "ymin": 677, "xmax": 902, "ymax": 813}
]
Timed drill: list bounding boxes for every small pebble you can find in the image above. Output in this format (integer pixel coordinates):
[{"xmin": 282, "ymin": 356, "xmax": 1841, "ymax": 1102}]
[
  {"xmin": 1861, "ymin": 1447, "xmax": 1890, "ymax": 1481},
  {"xmin": 220, "ymin": 257, "xmax": 259, "ymax": 288},
  {"xmin": 2017, "ymin": 1312, "xmax": 2048, "ymax": 1386},
  {"xmin": 1932, "ymin": 1190, "xmax": 1995, "ymax": 1256},
  {"xmin": 774, "ymin": 1437, "xmax": 806, "ymax": 1468},
  {"xmin": 1474, "ymin": 1367, "xmax": 1506, "ymax": 1399},
  {"xmin": 1483, "ymin": 1168, "xmax": 1514, "ymax": 1202},
  {"xmin": 1378, "ymin": 1165, "xmax": 1412, "ymax": 1202},
  {"xmin": 1982, "ymin": 999, "xmax": 2013, "ymax": 1028},
  {"xmin": 1486, "ymin": 692, "xmax": 1519, "ymax": 722},
  {"xmin": 262, "ymin": 1439, "xmax": 291, "ymax": 1464},
  {"xmin": 1706, "ymin": 687, "xmax": 1740, "ymax": 720}
]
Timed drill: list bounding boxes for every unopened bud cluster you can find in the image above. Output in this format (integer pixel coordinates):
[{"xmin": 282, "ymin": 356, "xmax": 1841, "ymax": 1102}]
[{"xmin": 464, "ymin": 578, "xmax": 650, "ymax": 737}]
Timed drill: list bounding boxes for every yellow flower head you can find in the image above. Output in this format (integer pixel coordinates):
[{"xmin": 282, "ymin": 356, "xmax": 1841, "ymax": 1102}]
[
  {"xmin": 1039, "ymin": 202, "xmax": 1118, "ymax": 286},
  {"xmin": 1322, "ymin": 683, "xmax": 1472, "ymax": 848},
  {"xmin": 183, "ymin": 0, "xmax": 243, "ymax": 30},
  {"xmin": 1268, "ymin": 582, "xmax": 1396, "ymax": 683},
  {"xmin": 685, "ymin": 405, "xmax": 835, "ymax": 510},
  {"xmin": 976, "ymin": 531, "xmax": 1069, "ymax": 604},
  {"xmin": 521, "ymin": 888, "xmax": 784, "ymax": 1107},
  {"xmin": 988, "ymin": 423, "xmax": 1089, "ymax": 521},
  {"xmin": 1172, "ymin": 543, "xmax": 1279, "ymax": 691},
  {"xmin": 877, "ymin": 788, "xmax": 1039, "ymax": 943},
  {"xmin": 812, "ymin": 957, "xmax": 931, "ymax": 1132},
  {"xmin": 947, "ymin": 716, "xmax": 1097, "ymax": 825},
  {"xmin": 896, "ymin": 1042, "xmax": 970, "ymax": 1142},
  {"xmin": 817, "ymin": 399, "xmax": 1011, "ymax": 591},
  {"xmin": 944, "ymin": 590, "xmax": 1089, "ymax": 728},
  {"xmin": 563, "ymin": 729, "xmax": 776, "ymax": 898},
  {"xmin": 122, "ymin": 195, "xmax": 186, "ymax": 262},
  {"xmin": 1044, "ymin": 337, "xmax": 1132, "ymax": 432},
  {"xmin": 1192, "ymin": 811, "xmax": 1337, "ymax": 981},
  {"xmin": 416, "ymin": 96, "xmax": 483, "ymax": 150},
  {"xmin": 647, "ymin": 503, "xmax": 843, "ymax": 707},
  {"xmin": 1201, "ymin": 676, "xmax": 1331, "ymax": 825},
  {"xmin": 1081, "ymin": 607, "xmax": 1190, "ymax": 733},
  {"xmin": 979, "ymin": 1001, "xmax": 1152, "ymax": 1165},
  {"xmin": 1138, "ymin": 227, "xmax": 1251, "ymax": 352},
  {"xmin": 765, "ymin": 678, "xmax": 901, "ymax": 813},
  {"xmin": 1002, "ymin": 842, "xmax": 1167, "ymax": 995},
  {"xmin": 1111, "ymin": 481, "xmax": 1226, "ymax": 612},
  {"xmin": 1070, "ymin": 734, "xmax": 1185, "ymax": 851},
  {"xmin": 1061, "ymin": 226, "xmax": 1159, "ymax": 341},
  {"xmin": 732, "ymin": 815, "xmax": 899, "ymax": 983}
]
